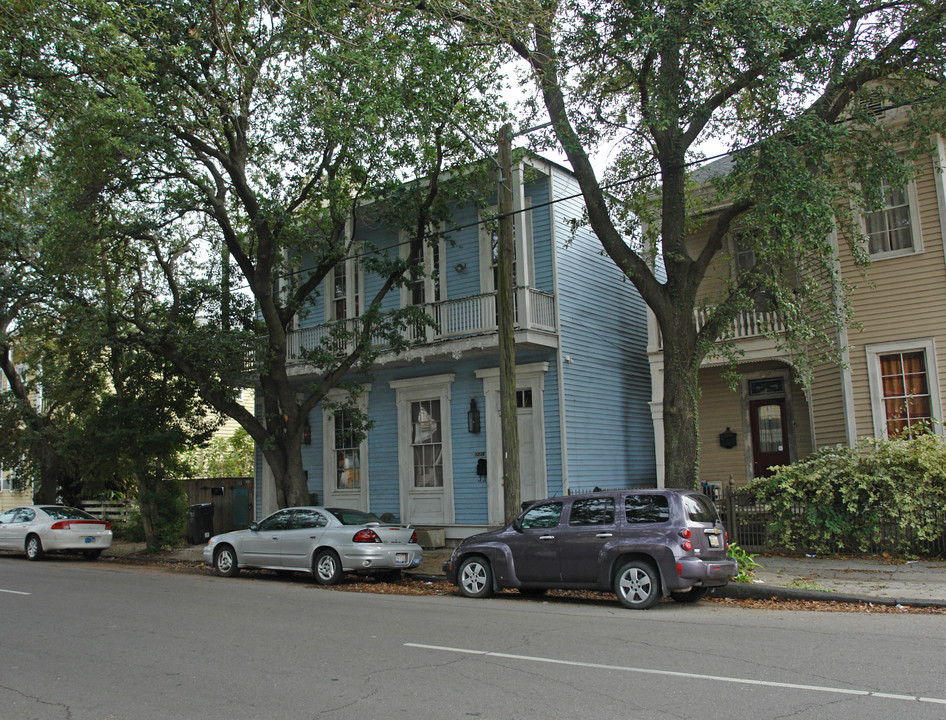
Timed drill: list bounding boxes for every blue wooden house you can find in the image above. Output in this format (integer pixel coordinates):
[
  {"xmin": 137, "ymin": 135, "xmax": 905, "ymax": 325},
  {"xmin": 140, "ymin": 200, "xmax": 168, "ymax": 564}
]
[{"xmin": 257, "ymin": 155, "xmax": 656, "ymax": 542}]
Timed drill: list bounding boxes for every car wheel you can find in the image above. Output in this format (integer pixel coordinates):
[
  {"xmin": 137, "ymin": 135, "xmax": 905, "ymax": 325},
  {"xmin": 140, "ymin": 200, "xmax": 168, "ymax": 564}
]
[
  {"xmin": 313, "ymin": 549, "xmax": 342, "ymax": 585},
  {"xmin": 457, "ymin": 556, "xmax": 493, "ymax": 599},
  {"xmin": 670, "ymin": 586, "xmax": 708, "ymax": 604},
  {"xmin": 25, "ymin": 534, "xmax": 44, "ymax": 561},
  {"xmin": 82, "ymin": 549, "xmax": 102, "ymax": 561},
  {"xmin": 614, "ymin": 560, "xmax": 661, "ymax": 609},
  {"xmin": 213, "ymin": 545, "xmax": 240, "ymax": 577}
]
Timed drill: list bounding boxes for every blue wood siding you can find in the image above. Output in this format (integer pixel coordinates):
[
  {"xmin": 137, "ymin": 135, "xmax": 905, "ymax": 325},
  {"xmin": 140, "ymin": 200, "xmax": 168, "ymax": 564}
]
[{"xmin": 551, "ymin": 168, "xmax": 656, "ymax": 491}]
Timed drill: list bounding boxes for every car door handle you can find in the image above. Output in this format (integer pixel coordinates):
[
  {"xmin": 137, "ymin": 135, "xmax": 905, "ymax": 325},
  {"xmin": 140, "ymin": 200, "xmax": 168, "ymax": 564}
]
[
  {"xmin": 539, "ymin": 535, "xmax": 555, "ymax": 541},
  {"xmin": 596, "ymin": 533, "xmax": 613, "ymax": 538}
]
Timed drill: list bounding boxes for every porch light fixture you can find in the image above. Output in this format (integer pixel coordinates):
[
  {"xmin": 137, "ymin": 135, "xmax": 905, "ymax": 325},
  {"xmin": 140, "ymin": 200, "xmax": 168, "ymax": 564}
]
[
  {"xmin": 719, "ymin": 427, "xmax": 736, "ymax": 449},
  {"xmin": 455, "ymin": 262, "xmax": 466, "ymax": 273},
  {"xmin": 467, "ymin": 398, "xmax": 481, "ymax": 434}
]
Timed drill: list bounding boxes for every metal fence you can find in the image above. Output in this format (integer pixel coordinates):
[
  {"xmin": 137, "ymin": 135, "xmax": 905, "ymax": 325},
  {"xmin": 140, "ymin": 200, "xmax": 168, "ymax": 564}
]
[{"xmin": 716, "ymin": 487, "xmax": 946, "ymax": 557}]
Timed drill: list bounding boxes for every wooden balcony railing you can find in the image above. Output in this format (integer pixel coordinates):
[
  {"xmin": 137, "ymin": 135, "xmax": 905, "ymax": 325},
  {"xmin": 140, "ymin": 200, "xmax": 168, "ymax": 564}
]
[{"xmin": 287, "ymin": 287, "xmax": 556, "ymax": 362}]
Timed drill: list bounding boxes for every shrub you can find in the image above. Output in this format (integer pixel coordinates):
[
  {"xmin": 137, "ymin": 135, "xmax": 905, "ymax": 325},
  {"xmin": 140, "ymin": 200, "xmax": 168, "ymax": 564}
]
[{"xmin": 745, "ymin": 434, "xmax": 946, "ymax": 556}]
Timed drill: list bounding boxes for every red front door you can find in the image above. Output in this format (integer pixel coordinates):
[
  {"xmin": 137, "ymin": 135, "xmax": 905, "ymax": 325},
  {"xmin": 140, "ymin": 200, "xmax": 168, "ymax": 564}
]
[{"xmin": 750, "ymin": 398, "xmax": 791, "ymax": 477}]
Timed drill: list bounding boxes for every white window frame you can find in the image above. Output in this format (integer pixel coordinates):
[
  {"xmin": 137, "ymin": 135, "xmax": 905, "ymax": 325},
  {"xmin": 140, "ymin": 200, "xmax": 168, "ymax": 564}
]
[
  {"xmin": 389, "ymin": 374, "xmax": 455, "ymax": 524},
  {"xmin": 323, "ymin": 254, "xmax": 364, "ymax": 322},
  {"xmin": 321, "ymin": 387, "xmax": 371, "ymax": 509},
  {"xmin": 866, "ymin": 339, "xmax": 943, "ymax": 438},
  {"xmin": 860, "ymin": 177, "xmax": 924, "ymax": 260},
  {"xmin": 478, "ymin": 198, "xmax": 534, "ymax": 293},
  {"xmin": 399, "ymin": 227, "xmax": 447, "ymax": 309}
]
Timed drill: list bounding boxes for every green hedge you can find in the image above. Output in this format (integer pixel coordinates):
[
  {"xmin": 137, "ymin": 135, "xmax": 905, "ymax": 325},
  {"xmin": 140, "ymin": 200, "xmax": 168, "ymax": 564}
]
[{"xmin": 745, "ymin": 434, "xmax": 946, "ymax": 556}]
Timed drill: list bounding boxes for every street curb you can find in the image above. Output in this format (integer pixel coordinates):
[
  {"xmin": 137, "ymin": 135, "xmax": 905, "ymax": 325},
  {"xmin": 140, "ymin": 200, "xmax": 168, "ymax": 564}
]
[{"xmin": 709, "ymin": 582, "xmax": 946, "ymax": 609}]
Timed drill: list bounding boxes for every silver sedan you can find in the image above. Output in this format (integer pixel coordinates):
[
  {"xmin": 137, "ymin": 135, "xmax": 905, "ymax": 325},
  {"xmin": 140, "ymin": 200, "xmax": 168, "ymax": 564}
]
[
  {"xmin": 0, "ymin": 505, "xmax": 113, "ymax": 560},
  {"xmin": 203, "ymin": 507, "xmax": 423, "ymax": 584}
]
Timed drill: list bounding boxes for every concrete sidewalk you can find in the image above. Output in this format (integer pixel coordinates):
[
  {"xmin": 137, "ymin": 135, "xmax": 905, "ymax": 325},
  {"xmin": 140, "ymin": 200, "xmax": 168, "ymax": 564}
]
[{"xmin": 105, "ymin": 542, "xmax": 946, "ymax": 608}]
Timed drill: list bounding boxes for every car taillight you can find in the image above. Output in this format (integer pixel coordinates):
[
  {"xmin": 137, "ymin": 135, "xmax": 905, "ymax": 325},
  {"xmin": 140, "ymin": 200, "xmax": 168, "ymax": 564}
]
[
  {"xmin": 105, "ymin": 521, "xmax": 112, "ymax": 531},
  {"xmin": 682, "ymin": 540, "xmax": 693, "ymax": 551},
  {"xmin": 51, "ymin": 521, "xmax": 71, "ymax": 530},
  {"xmin": 353, "ymin": 529, "xmax": 381, "ymax": 543},
  {"xmin": 679, "ymin": 528, "xmax": 692, "ymax": 539},
  {"xmin": 409, "ymin": 530, "xmax": 417, "ymax": 544}
]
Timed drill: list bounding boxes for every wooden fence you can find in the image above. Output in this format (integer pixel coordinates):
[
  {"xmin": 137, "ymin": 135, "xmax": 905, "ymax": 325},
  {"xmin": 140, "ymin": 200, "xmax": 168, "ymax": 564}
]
[{"xmin": 81, "ymin": 501, "xmax": 136, "ymax": 522}]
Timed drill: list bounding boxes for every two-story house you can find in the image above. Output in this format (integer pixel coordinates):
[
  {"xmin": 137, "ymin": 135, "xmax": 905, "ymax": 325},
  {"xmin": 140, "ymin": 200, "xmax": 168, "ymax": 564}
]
[
  {"xmin": 256, "ymin": 155, "xmax": 656, "ymax": 542},
  {"xmin": 647, "ymin": 130, "xmax": 946, "ymax": 494}
]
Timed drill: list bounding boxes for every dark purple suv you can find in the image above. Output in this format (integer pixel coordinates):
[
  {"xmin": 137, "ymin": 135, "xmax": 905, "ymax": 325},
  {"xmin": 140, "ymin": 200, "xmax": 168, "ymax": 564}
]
[{"xmin": 443, "ymin": 489, "xmax": 737, "ymax": 609}]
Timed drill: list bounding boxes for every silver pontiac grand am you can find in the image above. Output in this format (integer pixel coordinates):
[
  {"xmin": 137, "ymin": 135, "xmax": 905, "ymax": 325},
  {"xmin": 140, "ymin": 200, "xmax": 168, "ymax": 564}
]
[{"xmin": 203, "ymin": 506, "xmax": 422, "ymax": 584}]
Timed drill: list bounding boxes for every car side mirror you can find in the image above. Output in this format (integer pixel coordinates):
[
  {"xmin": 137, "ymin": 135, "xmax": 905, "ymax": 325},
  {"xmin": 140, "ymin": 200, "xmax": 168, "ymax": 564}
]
[
  {"xmin": 249, "ymin": 522, "xmax": 259, "ymax": 532},
  {"xmin": 512, "ymin": 518, "xmax": 523, "ymax": 532}
]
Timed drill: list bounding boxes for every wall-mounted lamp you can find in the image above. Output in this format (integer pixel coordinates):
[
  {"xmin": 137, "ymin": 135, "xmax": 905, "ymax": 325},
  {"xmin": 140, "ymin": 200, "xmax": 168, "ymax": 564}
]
[
  {"xmin": 303, "ymin": 417, "xmax": 312, "ymax": 445},
  {"xmin": 454, "ymin": 262, "xmax": 467, "ymax": 273},
  {"xmin": 467, "ymin": 398, "xmax": 481, "ymax": 434}
]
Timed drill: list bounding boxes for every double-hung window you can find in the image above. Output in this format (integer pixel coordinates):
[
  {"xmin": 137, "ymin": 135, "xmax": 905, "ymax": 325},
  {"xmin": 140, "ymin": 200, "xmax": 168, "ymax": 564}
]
[
  {"xmin": 863, "ymin": 178, "xmax": 922, "ymax": 258},
  {"xmin": 866, "ymin": 340, "xmax": 942, "ymax": 438},
  {"xmin": 327, "ymin": 257, "xmax": 362, "ymax": 322}
]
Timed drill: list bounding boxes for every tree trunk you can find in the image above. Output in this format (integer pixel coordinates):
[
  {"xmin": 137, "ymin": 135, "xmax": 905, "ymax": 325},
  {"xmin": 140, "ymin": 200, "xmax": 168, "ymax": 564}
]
[{"xmin": 659, "ymin": 310, "xmax": 701, "ymax": 490}]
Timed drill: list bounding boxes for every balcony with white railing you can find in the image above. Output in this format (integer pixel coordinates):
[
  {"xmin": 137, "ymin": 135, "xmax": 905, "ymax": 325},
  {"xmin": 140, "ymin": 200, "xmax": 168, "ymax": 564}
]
[
  {"xmin": 286, "ymin": 286, "xmax": 557, "ymax": 364},
  {"xmin": 652, "ymin": 306, "xmax": 787, "ymax": 361}
]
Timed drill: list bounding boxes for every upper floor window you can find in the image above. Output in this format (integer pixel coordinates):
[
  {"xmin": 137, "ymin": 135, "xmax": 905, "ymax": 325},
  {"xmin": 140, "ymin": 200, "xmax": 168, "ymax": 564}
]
[
  {"xmin": 401, "ymin": 231, "xmax": 444, "ymax": 309},
  {"xmin": 863, "ymin": 179, "xmax": 922, "ymax": 258},
  {"xmin": 327, "ymin": 257, "xmax": 362, "ymax": 321}
]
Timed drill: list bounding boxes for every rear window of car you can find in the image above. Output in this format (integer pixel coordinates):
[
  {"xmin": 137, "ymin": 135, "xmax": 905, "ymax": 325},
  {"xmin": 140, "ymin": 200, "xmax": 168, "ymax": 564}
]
[
  {"xmin": 326, "ymin": 508, "xmax": 383, "ymax": 525},
  {"xmin": 682, "ymin": 494, "xmax": 719, "ymax": 523},
  {"xmin": 520, "ymin": 502, "xmax": 563, "ymax": 529},
  {"xmin": 569, "ymin": 497, "xmax": 615, "ymax": 526},
  {"xmin": 41, "ymin": 506, "xmax": 97, "ymax": 520},
  {"xmin": 625, "ymin": 495, "xmax": 669, "ymax": 524}
]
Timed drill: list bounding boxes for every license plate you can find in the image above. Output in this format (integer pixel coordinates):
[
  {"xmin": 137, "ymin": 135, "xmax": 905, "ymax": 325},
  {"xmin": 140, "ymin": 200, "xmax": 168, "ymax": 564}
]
[
  {"xmin": 707, "ymin": 534, "xmax": 720, "ymax": 548},
  {"xmin": 395, "ymin": 552, "xmax": 407, "ymax": 564},
  {"xmin": 85, "ymin": 537, "xmax": 95, "ymax": 544}
]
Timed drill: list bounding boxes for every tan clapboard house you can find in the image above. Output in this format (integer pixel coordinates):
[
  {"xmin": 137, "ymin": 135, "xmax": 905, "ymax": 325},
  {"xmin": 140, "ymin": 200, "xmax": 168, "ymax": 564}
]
[{"xmin": 647, "ymin": 132, "xmax": 946, "ymax": 493}]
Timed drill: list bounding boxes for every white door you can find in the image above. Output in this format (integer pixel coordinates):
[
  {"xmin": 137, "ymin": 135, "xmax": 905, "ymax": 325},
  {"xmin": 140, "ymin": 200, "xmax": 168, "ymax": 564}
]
[{"xmin": 476, "ymin": 363, "xmax": 549, "ymax": 525}]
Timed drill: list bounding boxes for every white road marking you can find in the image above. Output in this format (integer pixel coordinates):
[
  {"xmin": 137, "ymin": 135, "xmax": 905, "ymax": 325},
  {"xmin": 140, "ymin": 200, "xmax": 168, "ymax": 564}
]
[
  {"xmin": 405, "ymin": 643, "xmax": 946, "ymax": 706},
  {"xmin": 0, "ymin": 588, "xmax": 31, "ymax": 596}
]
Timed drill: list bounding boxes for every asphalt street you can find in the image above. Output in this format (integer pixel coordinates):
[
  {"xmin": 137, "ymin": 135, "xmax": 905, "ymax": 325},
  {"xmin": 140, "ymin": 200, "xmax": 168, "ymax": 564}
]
[{"xmin": 2, "ymin": 556, "xmax": 946, "ymax": 720}]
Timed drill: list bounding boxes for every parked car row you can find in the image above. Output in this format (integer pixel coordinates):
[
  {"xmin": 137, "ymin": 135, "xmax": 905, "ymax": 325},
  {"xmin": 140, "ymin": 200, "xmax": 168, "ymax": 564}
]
[{"xmin": 2, "ymin": 489, "xmax": 737, "ymax": 609}]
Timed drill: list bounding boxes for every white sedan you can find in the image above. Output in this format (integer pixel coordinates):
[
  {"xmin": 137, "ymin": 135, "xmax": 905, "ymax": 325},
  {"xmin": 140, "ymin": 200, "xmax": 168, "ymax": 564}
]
[
  {"xmin": 204, "ymin": 506, "xmax": 423, "ymax": 584},
  {"xmin": 0, "ymin": 505, "xmax": 113, "ymax": 560}
]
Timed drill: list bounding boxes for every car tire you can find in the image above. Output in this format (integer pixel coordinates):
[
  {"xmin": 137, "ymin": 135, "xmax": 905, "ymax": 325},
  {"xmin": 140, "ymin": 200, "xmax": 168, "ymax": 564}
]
[
  {"xmin": 25, "ymin": 534, "xmax": 44, "ymax": 561},
  {"xmin": 213, "ymin": 545, "xmax": 240, "ymax": 577},
  {"xmin": 614, "ymin": 560, "xmax": 661, "ymax": 610},
  {"xmin": 457, "ymin": 556, "xmax": 493, "ymax": 599},
  {"xmin": 82, "ymin": 549, "xmax": 102, "ymax": 561},
  {"xmin": 670, "ymin": 586, "xmax": 708, "ymax": 604},
  {"xmin": 313, "ymin": 549, "xmax": 342, "ymax": 585}
]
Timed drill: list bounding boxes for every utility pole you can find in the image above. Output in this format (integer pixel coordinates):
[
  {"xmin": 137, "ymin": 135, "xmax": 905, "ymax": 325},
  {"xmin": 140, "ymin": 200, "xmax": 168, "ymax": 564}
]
[{"xmin": 497, "ymin": 122, "xmax": 520, "ymax": 523}]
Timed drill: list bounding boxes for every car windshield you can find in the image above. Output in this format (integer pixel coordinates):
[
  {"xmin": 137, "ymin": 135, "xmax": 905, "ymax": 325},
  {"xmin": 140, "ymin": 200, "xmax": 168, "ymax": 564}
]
[
  {"xmin": 41, "ymin": 506, "xmax": 98, "ymax": 520},
  {"xmin": 682, "ymin": 494, "xmax": 719, "ymax": 523},
  {"xmin": 326, "ymin": 508, "xmax": 383, "ymax": 525}
]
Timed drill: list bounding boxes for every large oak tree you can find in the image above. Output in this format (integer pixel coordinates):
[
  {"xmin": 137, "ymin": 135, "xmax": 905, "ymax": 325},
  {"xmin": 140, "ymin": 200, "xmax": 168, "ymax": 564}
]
[{"xmin": 434, "ymin": 0, "xmax": 946, "ymax": 486}]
